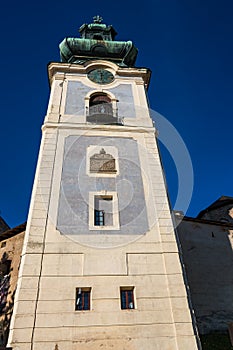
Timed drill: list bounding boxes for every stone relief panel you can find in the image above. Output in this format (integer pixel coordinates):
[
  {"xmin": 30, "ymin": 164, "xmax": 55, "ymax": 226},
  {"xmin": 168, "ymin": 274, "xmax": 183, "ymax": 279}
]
[
  {"xmin": 90, "ymin": 148, "xmax": 116, "ymax": 174},
  {"xmin": 87, "ymin": 145, "xmax": 118, "ymax": 177}
]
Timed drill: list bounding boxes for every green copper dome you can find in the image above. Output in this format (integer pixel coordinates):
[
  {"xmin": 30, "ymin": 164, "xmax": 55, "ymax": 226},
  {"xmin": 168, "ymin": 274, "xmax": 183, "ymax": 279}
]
[{"xmin": 59, "ymin": 16, "xmax": 138, "ymax": 67}]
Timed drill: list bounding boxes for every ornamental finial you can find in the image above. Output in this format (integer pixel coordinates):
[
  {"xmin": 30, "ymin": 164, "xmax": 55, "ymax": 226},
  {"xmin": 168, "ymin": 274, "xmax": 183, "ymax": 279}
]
[
  {"xmin": 93, "ymin": 15, "xmax": 103, "ymax": 24},
  {"xmin": 100, "ymin": 148, "xmax": 106, "ymax": 154}
]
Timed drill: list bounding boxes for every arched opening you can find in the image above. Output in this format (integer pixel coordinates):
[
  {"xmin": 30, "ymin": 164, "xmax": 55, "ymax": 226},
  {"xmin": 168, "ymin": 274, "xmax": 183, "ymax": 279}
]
[
  {"xmin": 93, "ymin": 34, "xmax": 104, "ymax": 40},
  {"xmin": 87, "ymin": 92, "xmax": 120, "ymax": 124},
  {"xmin": 89, "ymin": 93, "xmax": 113, "ymax": 116},
  {"xmin": 91, "ymin": 44, "xmax": 107, "ymax": 56},
  {"xmin": 85, "ymin": 90, "xmax": 123, "ymax": 125}
]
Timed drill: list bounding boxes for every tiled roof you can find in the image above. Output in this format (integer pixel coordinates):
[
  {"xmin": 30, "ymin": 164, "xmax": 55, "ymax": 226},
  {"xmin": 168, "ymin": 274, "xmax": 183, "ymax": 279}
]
[
  {"xmin": 197, "ymin": 196, "xmax": 233, "ymax": 219},
  {"xmin": 0, "ymin": 222, "xmax": 26, "ymax": 241}
]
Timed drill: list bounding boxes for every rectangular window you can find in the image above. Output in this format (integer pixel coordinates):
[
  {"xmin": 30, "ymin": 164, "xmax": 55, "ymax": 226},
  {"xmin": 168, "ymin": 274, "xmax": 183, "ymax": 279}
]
[
  {"xmin": 89, "ymin": 191, "xmax": 120, "ymax": 231},
  {"xmin": 75, "ymin": 288, "xmax": 91, "ymax": 311},
  {"xmin": 120, "ymin": 287, "xmax": 135, "ymax": 310},
  {"xmin": 94, "ymin": 209, "xmax": 104, "ymax": 226},
  {"xmin": 94, "ymin": 196, "xmax": 113, "ymax": 226}
]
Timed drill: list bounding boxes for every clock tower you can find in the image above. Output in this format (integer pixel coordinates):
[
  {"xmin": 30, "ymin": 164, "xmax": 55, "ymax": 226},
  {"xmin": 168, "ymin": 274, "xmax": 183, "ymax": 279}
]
[{"xmin": 8, "ymin": 17, "xmax": 199, "ymax": 350}]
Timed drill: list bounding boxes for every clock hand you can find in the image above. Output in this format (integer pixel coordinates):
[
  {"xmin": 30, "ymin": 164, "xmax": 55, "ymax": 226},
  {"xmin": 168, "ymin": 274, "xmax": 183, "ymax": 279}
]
[{"xmin": 100, "ymin": 70, "xmax": 103, "ymax": 82}]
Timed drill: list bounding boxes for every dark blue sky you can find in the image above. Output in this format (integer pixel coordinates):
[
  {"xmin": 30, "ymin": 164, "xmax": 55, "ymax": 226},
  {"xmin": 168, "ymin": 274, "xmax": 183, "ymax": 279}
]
[{"xmin": 1, "ymin": 0, "xmax": 233, "ymax": 227}]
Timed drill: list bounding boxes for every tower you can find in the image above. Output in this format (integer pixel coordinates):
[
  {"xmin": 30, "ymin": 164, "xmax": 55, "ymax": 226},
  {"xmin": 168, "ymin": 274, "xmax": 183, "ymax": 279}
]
[{"xmin": 8, "ymin": 17, "xmax": 199, "ymax": 350}]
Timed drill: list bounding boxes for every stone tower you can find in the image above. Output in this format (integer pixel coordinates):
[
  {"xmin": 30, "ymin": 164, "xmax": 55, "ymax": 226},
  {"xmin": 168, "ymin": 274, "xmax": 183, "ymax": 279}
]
[{"xmin": 8, "ymin": 17, "xmax": 199, "ymax": 350}]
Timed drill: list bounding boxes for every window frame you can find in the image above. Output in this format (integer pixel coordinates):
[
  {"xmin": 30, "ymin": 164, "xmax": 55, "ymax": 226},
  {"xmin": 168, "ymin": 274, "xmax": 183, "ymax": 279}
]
[
  {"xmin": 120, "ymin": 287, "xmax": 135, "ymax": 310},
  {"xmin": 94, "ymin": 209, "xmax": 105, "ymax": 226},
  {"xmin": 84, "ymin": 90, "xmax": 118, "ymax": 118},
  {"xmin": 75, "ymin": 287, "xmax": 91, "ymax": 311},
  {"xmin": 89, "ymin": 191, "xmax": 120, "ymax": 230}
]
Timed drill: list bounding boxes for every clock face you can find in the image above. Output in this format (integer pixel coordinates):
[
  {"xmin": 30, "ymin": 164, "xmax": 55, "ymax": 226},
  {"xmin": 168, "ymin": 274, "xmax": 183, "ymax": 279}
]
[{"xmin": 88, "ymin": 69, "xmax": 114, "ymax": 84}]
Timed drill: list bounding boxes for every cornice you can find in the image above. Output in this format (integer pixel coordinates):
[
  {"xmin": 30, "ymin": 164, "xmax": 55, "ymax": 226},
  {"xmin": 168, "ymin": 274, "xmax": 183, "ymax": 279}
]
[
  {"xmin": 42, "ymin": 121, "xmax": 157, "ymax": 135},
  {"xmin": 47, "ymin": 61, "xmax": 151, "ymax": 89}
]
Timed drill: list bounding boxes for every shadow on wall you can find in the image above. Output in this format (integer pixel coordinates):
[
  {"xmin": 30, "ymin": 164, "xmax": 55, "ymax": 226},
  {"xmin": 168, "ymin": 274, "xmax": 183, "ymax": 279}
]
[
  {"xmin": 0, "ymin": 252, "xmax": 15, "ymax": 347},
  {"xmin": 177, "ymin": 219, "xmax": 233, "ymax": 335}
]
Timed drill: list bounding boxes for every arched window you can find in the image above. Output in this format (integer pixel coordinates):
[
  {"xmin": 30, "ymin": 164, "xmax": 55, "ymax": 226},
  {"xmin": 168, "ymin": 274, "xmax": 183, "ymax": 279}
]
[
  {"xmin": 93, "ymin": 34, "xmax": 104, "ymax": 40},
  {"xmin": 89, "ymin": 93, "xmax": 113, "ymax": 116},
  {"xmin": 85, "ymin": 91, "xmax": 123, "ymax": 125},
  {"xmin": 87, "ymin": 93, "xmax": 118, "ymax": 124}
]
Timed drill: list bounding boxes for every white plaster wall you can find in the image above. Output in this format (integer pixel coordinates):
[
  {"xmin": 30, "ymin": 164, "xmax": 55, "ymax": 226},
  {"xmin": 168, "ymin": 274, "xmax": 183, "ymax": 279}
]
[{"xmin": 8, "ymin": 62, "xmax": 199, "ymax": 350}]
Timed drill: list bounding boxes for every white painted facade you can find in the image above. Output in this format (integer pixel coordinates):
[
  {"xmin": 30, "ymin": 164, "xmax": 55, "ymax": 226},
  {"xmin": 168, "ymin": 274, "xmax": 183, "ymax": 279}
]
[{"xmin": 8, "ymin": 60, "xmax": 199, "ymax": 350}]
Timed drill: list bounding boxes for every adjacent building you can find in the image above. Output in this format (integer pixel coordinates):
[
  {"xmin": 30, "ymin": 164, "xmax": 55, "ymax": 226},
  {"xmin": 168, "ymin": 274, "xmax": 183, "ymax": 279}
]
[
  {"xmin": 176, "ymin": 196, "xmax": 233, "ymax": 336},
  {"xmin": 0, "ymin": 223, "xmax": 26, "ymax": 348}
]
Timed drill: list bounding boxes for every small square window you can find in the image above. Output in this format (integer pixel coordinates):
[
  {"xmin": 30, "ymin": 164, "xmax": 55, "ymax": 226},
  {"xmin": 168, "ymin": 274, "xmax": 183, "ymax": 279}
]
[
  {"xmin": 75, "ymin": 288, "xmax": 91, "ymax": 311},
  {"xmin": 120, "ymin": 287, "xmax": 135, "ymax": 310}
]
